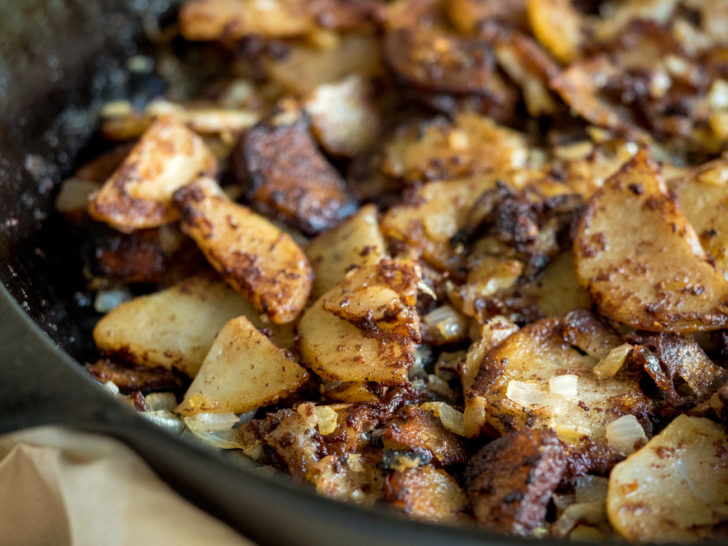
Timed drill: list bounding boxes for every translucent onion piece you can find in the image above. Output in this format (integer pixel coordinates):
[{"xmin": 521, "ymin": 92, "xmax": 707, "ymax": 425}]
[
  {"xmin": 421, "ymin": 401, "xmax": 466, "ymax": 436},
  {"xmin": 506, "ymin": 380, "xmax": 568, "ymax": 415},
  {"xmin": 549, "ymin": 374, "xmax": 579, "ymax": 399},
  {"xmin": 575, "ymin": 475, "xmax": 609, "ymax": 504},
  {"xmin": 55, "ymin": 178, "xmax": 101, "ymax": 214},
  {"xmin": 314, "ymin": 405, "xmax": 339, "ymax": 435},
  {"xmin": 606, "ymin": 415, "xmax": 647, "ymax": 455},
  {"xmin": 423, "ymin": 305, "xmax": 469, "ymax": 343},
  {"xmin": 94, "ymin": 288, "xmax": 133, "ymax": 314},
  {"xmin": 142, "ymin": 410, "xmax": 184, "ymax": 434},
  {"xmin": 553, "ymin": 501, "xmax": 607, "ymax": 537},
  {"xmin": 145, "ymin": 392, "xmax": 178, "ymax": 412},
  {"xmin": 593, "ymin": 343, "xmax": 633, "ymax": 380},
  {"xmin": 183, "ymin": 412, "xmax": 251, "ymax": 449}
]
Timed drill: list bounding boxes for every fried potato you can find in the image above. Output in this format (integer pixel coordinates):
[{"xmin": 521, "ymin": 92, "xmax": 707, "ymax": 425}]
[
  {"xmin": 88, "ymin": 117, "xmax": 217, "ymax": 233},
  {"xmin": 174, "ymin": 177, "xmax": 312, "ymax": 324},
  {"xmin": 298, "ymin": 261, "xmax": 422, "ymax": 385},
  {"xmin": 308, "ymin": 454, "xmax": 385, "ymax": 506},
  {"xmin": 607, "ymin": 415, "xmax": 728, "ymax": 542},
  {"xmin": 93, "ymin": 276, "xmax": 293, "ymax": 377},
  {"xmin": 574, "ymin": 151, "xmax": 728, "ymax": 333},
  {"xmin": 232, "ymin": 113, "xmax": 356, "ymax": 236},
  {"xmin": 176, "ymin": 316, "xmax": 308, "ymax": 415},
  {"xmin": 386, "ymin": 465, "xmax": 468, "ymax": 522},
  {"xmin": 525, "ymin": 250, "xmax": 592, "ymax": 317},
  {"xmin": 468, "ymin": 313, "xmax": 651, "ymax": 444},
  {"xmin": 304, "ymin": 75, "xmax": 380, "ymax": 158},
  {"xmin": 669, "ymin": 158, "xmax": 728, "ymax": 277},
  {"xmin": 306, "ymin": 204, "xmax": 387, "ymax": 299},
  {"xmin": 526, "ymin": 0, "xmax": 582, "ymax": 63},
  {"xmin": 382, "ymin": 113, "xmax": 529, "ymax": 183},
  {"xmin": 447, "ymin": 0, "xmax": 527, "ymax": 34}
]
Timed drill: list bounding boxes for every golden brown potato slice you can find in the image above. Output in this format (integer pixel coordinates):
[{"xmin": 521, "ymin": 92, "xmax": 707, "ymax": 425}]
[
  {"xmin": 526, "ymin": 0, "xmax": 582, "ymax": 63},
  {"xmin": 93, "ymin": 276, "xmax": 292, "ymax": 377},
  {"xmin": 574, "ymin": 151, "xmax": 728, "ymax": 333},
  {"xmin": 382, "ymin": 113, "xmax": 529, "ymax": 183},
  {"xmin": 468, "ymin": 313, "xmax": 652, "ymax": 444},
  {"xmin": 525, "ymin": 250, "xmax": 592, "ymax": 317},
  {"xmin": 669, "ymin": 158, "xmax": 728, "ymax": 277},
  {"xmin": 304, "ymin": 75, "xmax": 380, "ymax": 158},
  {"xmin": 232, "ymin": 113, "xmax": 356, "ymax": 236},
  {"xmin": 386, "ymin": 465, "xmax": 468, "ymax": 522},
  {"xmin": 306, "ymin": 204, "xmax": 387, "ymax": 299},
  {"xmin": 176, "ymin": 316, "xmax": 308, "ymax": 415},
  {"xmin": 174, "ymin": 177, "xmax": 312, "ymax": 324},
  {"xmin": 607, "ymin": 415, "xmax": 728, "ymax": 542},
  {"xmin": 307, "ymin": 454, "xmax": 385, "ymax": 506},
  {"xmin": 298, "ymin": 261, "xmax": 421, "ymax": 385},
  {"xmin": 263, "ymin": 34, "xmax": 382, "ymax": 96},
  {"xmin": 88, "ymin": 117, "xmax": 217, "ymax": 233}
]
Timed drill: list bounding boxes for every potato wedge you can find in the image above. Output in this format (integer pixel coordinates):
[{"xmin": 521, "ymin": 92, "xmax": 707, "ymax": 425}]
[
  {"xmin": 607, "ymin": 415, "xmax": 728, "ymax": 542},
  {"xmin": 574, "ymin": 151, "xmax": 728, "ymax": 332},
  {"xmin": 468, "ymin": 313, "xmax": 651, "ymax": 444},
  {"xmin": 174, "ymin": 177, "xmax": 312, "ymax": 324},
  {"xmin": 298, "ymin": 261, "xmax": 421, "ymax": 385},
  {"xmin": 232, "ymin": 113, "xmax": 356, "ymax": 235},
  {"xmin": 669, "ymin": 158, "xmax": 728, "ymax": 277},
  {"xmin": 88, "ymin": 117, "xmax": 217, "ymax": 233},
  {"xmin": 93, "ymin": 276, "xmax": 293, "ymax": 377},
  {"xmin": 306, "ymin": 204, "xmax": 387, "ymax": 298},
  {"xmin": 176, "ymin": 316, "xmax": 308, "ymax": 415}
]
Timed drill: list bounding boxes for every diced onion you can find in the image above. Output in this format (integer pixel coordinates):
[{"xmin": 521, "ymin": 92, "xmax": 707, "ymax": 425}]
[
  {"xmin": 184, "ymin": 412, "xmax": 250, "ymax": 449},
  {"xmin": 574, "ymin": 475, "xmax": 609, "ymax": 504},
  {"xmin": 506, "ymin": 380, "xmax": 568, "ymax": 415},
  {"xmin": 94, "ymin": 288, "xmax": 132, "ymax": 314},
  {"xmin": 145, "ymin": 392, "xmax": 177, "ymax": 412},
  {"xmin": 593, "ymin": 343, "xmax": 633, "ymax": 380},
  {"xmin": 421, "ymin": 401, "xmax": 466, "ymax": 436},
  {"xmin": 423, "ymin": 305, "xmax": 468, "ymax": 343},
  {"xmin": 606, "ymin": 415, "xmax": 647, "ymax": 455},
  {"xmin": 142, "ymin": 410, "xmax": 184, "ymax": 434},
  {"xmin": 314, "ymin": 406, "xmax": 339, "ymax": 435},
  {"xmin": 549, "ymin": 374, "xmax": 579, "ymax": 399},
  {"xmin": 552, "ymin": 501, "xmax": 607, "ymax": 537},
  {"xmin": 55, "ymin": 178, "xmax": 101, "ymax": 214}
]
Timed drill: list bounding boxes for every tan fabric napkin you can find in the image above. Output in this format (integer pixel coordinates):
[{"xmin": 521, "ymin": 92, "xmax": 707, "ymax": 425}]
[{"xmin": 0, "ymin": 426, "xmax": 251, "ymax": 546}]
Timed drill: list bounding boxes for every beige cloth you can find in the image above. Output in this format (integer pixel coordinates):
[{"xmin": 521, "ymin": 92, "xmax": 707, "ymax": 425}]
[{"xmin": 0, "ymin": 426, "xmax": 251, "ymax": 546}]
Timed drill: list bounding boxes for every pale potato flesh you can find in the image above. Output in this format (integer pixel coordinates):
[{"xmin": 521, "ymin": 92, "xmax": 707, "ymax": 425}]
[
  {"xmin": 93, "ymin": 276, "xmax": 289, "ymax": 377},
  {"xmin": 177, "ymin": 315, "xmax": 308, "ymax": 414},
  {"xmin": 88, "ymin": 117, "xmax": 217, "ymax": 233},
  {"xmin": 575, "ymin": 150, "xmax": 728, "ymax": 332},
  {"xmin": 306, "ymin": 204, "xmax": 387, "ymax": 299},
  {"xmin": 607, "ymin": 415, "xmax": 728, "ymax": 542},
  {"xmin": 174, "ymin": 177, "xmax": 312, "ymax": 324}
]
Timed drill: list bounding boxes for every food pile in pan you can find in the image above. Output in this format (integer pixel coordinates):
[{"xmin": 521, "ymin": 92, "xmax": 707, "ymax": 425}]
[{"xmin": 55, "ymin": 0, "xmax": 728, "ymax": 540}]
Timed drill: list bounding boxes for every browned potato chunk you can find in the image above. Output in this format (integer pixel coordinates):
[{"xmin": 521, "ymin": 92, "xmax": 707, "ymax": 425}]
[
  {"xmin": 93, "ymin": 276, "xmax": 292, "ymax": 377},
  {"xmin": 574, "ymin": 151, "xmax": 728, "ymax": 333},
  {"xmin": 525, "ymin": 250, "xmax": 592, "ymax": 317},
  {"xmin": 176, "ymin": 316, "xmax": 308, "ymax": 414},
  {"xmin": 468, "ymin": 313, "xmax": 652, "ymax": 444},
  {"xmin": 607, "ymin": 415, "xmax": 728, "ymax": 542},
  {"xmin": 447, "ymin": 0, "xmax": 527, "ymax": 34},
  {"xmin": 383, "ymin": 113, "xmax": 529, "ymax": 183},
  {"xmin": 88, "ymin": 117, "xmax": 217, "ymax": 233},
  {"xmin": 306, "ymin": 204, "xmax": 387, "ymax": 298},
  {"xmin": 232, "ymin": 113, "xmax": 356, "ymax": 235},
  {"xmin": 670, "ymin": 158, "xmax": 728, "ymax": 277},
  {"xmin": 307, "ymin": 454, "xmax": 385, "ymax": 506},
  {"xmin": 174, "ymin": 177, "xmax": 312, "ymax": 324},
  {"xmin": 465, "ymin": 430, "xmax": 566, "ymax": 536},
  {"xmin": 386, "ymin": 465, "xmax": 468, "ymax": 522},
  {"xmin": 298, "ymin": 261, "xmax": 421, "ymax": 384},
  {"xmin": 304, "ymin": 75, "xmax": 380, "ymax": 158},
  {"xmin": 526, "ymin": 0, "xmax": 582, "ymax": 63}
]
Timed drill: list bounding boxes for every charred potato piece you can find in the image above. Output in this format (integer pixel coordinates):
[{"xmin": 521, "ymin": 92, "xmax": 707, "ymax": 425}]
[
  {"xmin": 88, "ymin": 117, "xmax": 217, "ymax": 233},
  {"xmin": 468, "ymin": 313, "xmax": 651, "ymax": 444},
  {"xmin": 88, "ymin": 358, "xmax": 184, "ymax": 393},
  {"xmin": 308, "ymin": 454, "xmax": 385, "ymax": 505},
  {"xmin": 174, "ymin": 177, "xmax": 312, "ymax": 324},
  {"xmin": 176, "ymin": 316, "xmax": 308, "ymax": 414},
  {"xmin": 233, "ymin": 113, "xmax": 356, "ymax": 236},
  {"xmin": 298, "ymin": 261, "xmax": 422, "ymax": 385},
  {"xmin": 384, "ymin": 406, "xmax": 468, "ymax": 466},
  {"xmin": 465, "ymin": 430, "xmax": 566, "ymax": 536},
  {"xmin": 306, "ymin": 204, "xmax": 387, "ymax": 299},
  {"xmin": 607, "ymin": 415, "xmax": 728, "ymax": 542},
  {"xmin": 93, "ymin": 276, "xmax": 293, "ymax": 377},
  {"xmin": 386, "ymin": 465, "xmax": 468, "ymax": 522},
  {"xmin": 574, "ymin": 151, "xmax": 728, "ymax": 333}
]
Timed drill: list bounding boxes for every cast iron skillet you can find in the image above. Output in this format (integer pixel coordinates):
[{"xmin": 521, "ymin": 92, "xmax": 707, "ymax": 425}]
[{"xmin": 0, "ymin": 2, "xmax": 671, "ymax": 545}]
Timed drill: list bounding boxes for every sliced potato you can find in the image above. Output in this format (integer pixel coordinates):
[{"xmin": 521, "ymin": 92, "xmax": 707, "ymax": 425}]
[
  {"xmin": 669, "ymin": 158, "xmax": 728, "ymax": 277},
  {"xmin": 88, "ymin": 117, "xmax": 217, "ymax": 233},
  {"xmin": 468, "ymin": 314, "xmax": 651, "ymax": 444},
  {"xmin": 574, "ymin": 150, "xmax": 728, "ymax": 332},
  {"xmin": 306, "ymin": 204, "xmax": 387, "ymax": 298},
  {"xmin": 526, "ymin": 250, "xmax": 592, "ymax": 317},
  {"xmin": 174, "ymin": 177, "xmax": 312, "ymax": 324},
  {"xmin": 176, "ymin": 316, "xmax": 308, "ymax": 415},
  {"xmin": 298, "ymin": 261, "xmax": 421, "ymax": 385},
  {"xmin": 93, "ymin": 276, "xmax": 293, "ymax": 377},
  {"xmin": 386, "ymin": 465, "xmax": 468, "ymax": 522},
  {"xmin": 304, "ymin": 75, "xmax": 380, "ymax": 157},
  {"xmin": 527, "ymin": 0, "xmax": 582, "ymax": 63},
  {"xmin": 607, "ymin": 415, "xmax": 728, "ymax": 542}
]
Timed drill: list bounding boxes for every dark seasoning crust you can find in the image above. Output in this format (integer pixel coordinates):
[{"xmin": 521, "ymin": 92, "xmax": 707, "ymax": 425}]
[{"xmin": 55, "ymin": 0, "xmax": 728, "ymax": 542}]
